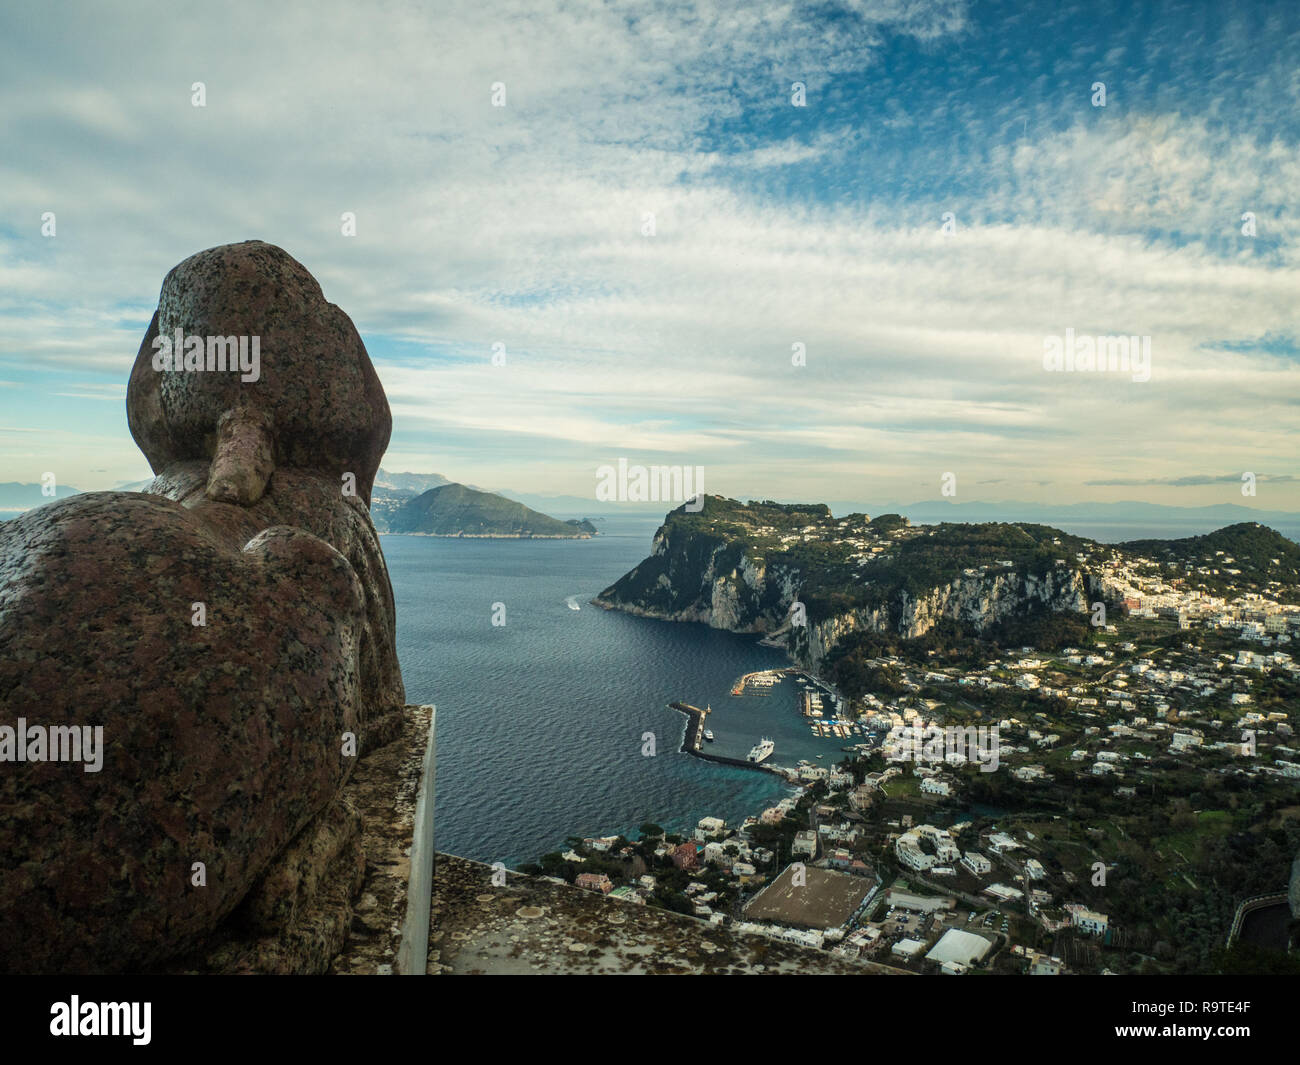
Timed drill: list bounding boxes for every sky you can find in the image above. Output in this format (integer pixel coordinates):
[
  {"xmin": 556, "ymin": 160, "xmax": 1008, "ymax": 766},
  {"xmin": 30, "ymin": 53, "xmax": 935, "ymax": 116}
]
[{"xmin": 1, "ymin": 0, "xmax": 1297, "ymax": 510}]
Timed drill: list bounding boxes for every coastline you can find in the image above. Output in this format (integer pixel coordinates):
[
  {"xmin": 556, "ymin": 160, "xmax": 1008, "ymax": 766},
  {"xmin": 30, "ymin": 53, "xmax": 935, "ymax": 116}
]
[{"xmin": 589, "ymin": 595, "xmax": 765, "ymax": 630}]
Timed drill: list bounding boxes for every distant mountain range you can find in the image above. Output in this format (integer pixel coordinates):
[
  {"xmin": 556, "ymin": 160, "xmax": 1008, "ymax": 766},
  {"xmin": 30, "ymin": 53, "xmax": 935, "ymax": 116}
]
[
  {"xmin": 0, "ymin": 481, "xmax": 79, "ymax": 510},
  {"xmin": 375, "ymin": 469, "xmax": 454, "ymax": 494},
  {"xmin": 831, "ymin": 499, "xmax": 1300, "ymax": 527},
  {"xmin": 5, "ymin": 474, "xmax": 1297, "ymax": 542},
  {"xmin": 1, "ymin": 472, "xmax": 598, "ymax": 541},
  {"xmin": 482, "ymin": 491, "xmax": 1300, "ymax": 535},
  {"xmin": 378, "ymin": 483, "xmax": 597, "ymax": 538}
]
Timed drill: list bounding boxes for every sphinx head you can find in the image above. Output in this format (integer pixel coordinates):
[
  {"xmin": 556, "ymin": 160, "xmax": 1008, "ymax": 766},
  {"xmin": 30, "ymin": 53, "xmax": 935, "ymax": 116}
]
[{"xmin": 126, "ymin": 241, "xmax": 391, "ymax": 506}]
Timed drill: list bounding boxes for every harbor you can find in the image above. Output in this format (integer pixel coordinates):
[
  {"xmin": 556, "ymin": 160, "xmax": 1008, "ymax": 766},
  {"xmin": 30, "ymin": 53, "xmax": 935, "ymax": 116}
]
[
  {"xmin": 667, "ymin": 702, "xmax": 788, "ymax": 777},
  {"xmin": 674, "ymin": 665, "xmax": 869, "ymax": 778}
]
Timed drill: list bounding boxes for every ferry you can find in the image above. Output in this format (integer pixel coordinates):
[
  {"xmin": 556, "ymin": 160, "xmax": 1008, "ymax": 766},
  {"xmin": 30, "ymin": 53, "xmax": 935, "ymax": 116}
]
[
  {"xmin": 703, "ymin": 729, "xmax": 715, "ymax": 742},
  {"xmin": 747, "ymin": 738, "xmax": 775, "ymax": 764}
]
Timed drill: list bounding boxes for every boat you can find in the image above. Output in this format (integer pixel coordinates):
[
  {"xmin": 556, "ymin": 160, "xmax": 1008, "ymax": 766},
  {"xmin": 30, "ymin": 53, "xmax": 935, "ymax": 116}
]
[
  {"xmin": 747, "ymin": 738, "xmax": 775, "ymax": 764},
  {"xmin": 703, "ymin": 729, "xmax": 715, "ymax": 742},
  {"xmin": 565, "ymin": 596, "xmax": 581, "ymax": 611}
]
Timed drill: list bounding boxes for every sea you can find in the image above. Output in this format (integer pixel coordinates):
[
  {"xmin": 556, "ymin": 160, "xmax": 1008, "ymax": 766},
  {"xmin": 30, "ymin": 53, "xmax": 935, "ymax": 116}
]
[
  {"xmin": 386, "ymin": 515, "xmax": 792, "ymax": 867},
  {"xmin": 386, "ymin": 513, "xmax": 1299, "ymax": 866}
]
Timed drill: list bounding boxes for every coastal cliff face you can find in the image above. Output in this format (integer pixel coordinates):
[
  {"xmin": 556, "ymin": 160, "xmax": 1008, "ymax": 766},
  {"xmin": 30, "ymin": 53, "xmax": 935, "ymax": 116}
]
[
  {"xmin": 595, "ymin": 522, "xmax": 795, "ymax": 630},
  {"xmin": 787, "ymin": 567, "xmax": 1093, "ymax": 669},
  {"xmin": 594, "ymin": 497, "xmax": 1097, "ymax": 671}
]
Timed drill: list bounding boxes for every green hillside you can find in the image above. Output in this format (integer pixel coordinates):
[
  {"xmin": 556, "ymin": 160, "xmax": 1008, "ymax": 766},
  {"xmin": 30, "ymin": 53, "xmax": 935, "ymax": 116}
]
[
  {"xmin": 1118, "ymin": 522, "xmax": 1300, "ymax": 598},
  {"xmin": 386, "ymin": 483, "xmax": 595, "ymax": 538}
]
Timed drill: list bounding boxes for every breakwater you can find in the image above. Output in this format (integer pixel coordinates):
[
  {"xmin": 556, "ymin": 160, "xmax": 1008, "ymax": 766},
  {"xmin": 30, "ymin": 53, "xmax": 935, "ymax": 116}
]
[{"xmin": 668, "ymin": 702, "xmax": 788, "ymax": 778}]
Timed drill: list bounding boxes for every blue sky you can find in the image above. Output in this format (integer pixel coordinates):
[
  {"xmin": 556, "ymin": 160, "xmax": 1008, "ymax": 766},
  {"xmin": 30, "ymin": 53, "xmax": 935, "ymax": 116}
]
[{"xmin": 1, "ymin": 0, "xmax": 1296, "ymax": 509}]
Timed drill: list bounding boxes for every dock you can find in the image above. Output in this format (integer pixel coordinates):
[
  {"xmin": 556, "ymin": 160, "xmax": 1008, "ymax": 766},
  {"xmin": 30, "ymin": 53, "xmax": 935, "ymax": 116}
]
[{"xmin": 728, "ymin": 669, "xmax": 783, "ymax": 697}]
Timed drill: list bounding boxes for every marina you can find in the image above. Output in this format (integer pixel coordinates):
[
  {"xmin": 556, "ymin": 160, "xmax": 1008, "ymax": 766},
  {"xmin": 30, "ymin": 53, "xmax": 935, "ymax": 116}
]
[
  {"xmin": 676, "ymin": 665, "xmax": 862, "ymax": 776},
  {"xmin": 730, "ymin": 669, "xmax": 782, "ymax": 696},
  {"xmin": 729, "ymin": 666, "xmax": 846, "ymax": 706}
]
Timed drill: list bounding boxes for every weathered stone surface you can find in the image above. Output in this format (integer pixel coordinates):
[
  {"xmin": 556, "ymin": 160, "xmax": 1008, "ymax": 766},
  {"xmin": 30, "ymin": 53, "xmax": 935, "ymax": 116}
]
[
  {"xmin": 177, "ymin": 796, "xmax": 367, "ymax": 976},
  {"xmin": 0, "ymin": 241, "xmax": 405, "ymax": 973},
  {"xmin": 332, "ymin": 705, "xmax": 433, "ymax": 975},
  {"xmin": 127, "ymin": 240, "xmax": 392, "ymax": 507},
  {"xmin": 142, "ymin": 460, "xmax": 405, "ymax": 729},
  {"xmin": 240, "ymin": 794, "xmax": 365, "ymax": 935},
  {"xmin": 156, "ymin": 706, "xmax": 430, "ymax": 975}
]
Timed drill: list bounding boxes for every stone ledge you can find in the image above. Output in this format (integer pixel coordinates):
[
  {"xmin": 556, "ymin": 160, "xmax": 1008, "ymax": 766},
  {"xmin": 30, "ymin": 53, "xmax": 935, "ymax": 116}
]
[{"xmin": 333, "ymin": 705, "xmax": 433, "ymax": 974}]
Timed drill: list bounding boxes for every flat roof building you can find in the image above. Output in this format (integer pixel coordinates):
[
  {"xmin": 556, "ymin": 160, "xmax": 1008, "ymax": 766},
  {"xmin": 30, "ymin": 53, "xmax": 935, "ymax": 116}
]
[
  {"xmin": 886, "ymin": 890, "xmax": 955, "ymax": 914},
  {"xmin": 891, "ymin": 938, "xmax": 927, "ymax": 960}
]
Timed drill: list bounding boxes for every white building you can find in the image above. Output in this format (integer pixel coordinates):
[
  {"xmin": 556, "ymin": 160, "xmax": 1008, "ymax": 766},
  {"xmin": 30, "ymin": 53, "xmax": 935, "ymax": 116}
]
[
  {"xmin": 896, "ymin": 837, "xmax": 934, "ymax": 872},
  {"xmin": 695, "ymin": 816, "xmax": 726, "ymax": 840},
  {"xmin": 987, "ymin": 832, "xmax": 1019, "ymax": 854},
  {"xmin": 926, "ymin": 929, "xmax": 993, "ymax": 969},
  {"xmin": 1068, "ymin": 905, "xmax": 1109, "ymax": 937},
  {"xmin": 891, "ymin": 938, "xmax": 927, "ymax": 961}
]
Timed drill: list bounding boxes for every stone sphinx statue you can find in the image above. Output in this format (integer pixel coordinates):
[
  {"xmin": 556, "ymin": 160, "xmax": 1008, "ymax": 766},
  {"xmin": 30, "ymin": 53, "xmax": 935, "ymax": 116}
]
[{"xmin": 0, "ymin": 241, "xmax": 405, "ymax": 973}]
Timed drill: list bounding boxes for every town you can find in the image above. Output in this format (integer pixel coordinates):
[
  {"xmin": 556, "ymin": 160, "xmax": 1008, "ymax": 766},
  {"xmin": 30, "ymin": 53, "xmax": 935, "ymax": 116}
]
[{"xmin": 531, "ymin": 519, "xmax": 1300, "ymax": 975}]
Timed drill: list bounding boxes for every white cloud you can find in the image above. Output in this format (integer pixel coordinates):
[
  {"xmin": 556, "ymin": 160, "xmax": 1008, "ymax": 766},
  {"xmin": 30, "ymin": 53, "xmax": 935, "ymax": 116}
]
[{"xmin": 0, "ymin": 0, "xmax": 1295, "ymax": 509}]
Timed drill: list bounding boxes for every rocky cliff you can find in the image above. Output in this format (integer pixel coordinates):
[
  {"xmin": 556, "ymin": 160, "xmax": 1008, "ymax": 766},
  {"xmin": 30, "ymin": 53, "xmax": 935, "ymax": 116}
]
[
  {"xmin": 594, "ymin": 496, "xmax": 1099, "ymax": 671},
  {"xmin": 786, "ymin": 566, "xmax": 1093, "ymax": 670}
]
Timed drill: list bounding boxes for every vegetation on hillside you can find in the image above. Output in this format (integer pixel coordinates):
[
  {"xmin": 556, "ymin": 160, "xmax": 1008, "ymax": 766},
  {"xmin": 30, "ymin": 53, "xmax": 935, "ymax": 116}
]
[{"xmin": 386, "ymin": 483, "xmax": 595, "ymax": 537}]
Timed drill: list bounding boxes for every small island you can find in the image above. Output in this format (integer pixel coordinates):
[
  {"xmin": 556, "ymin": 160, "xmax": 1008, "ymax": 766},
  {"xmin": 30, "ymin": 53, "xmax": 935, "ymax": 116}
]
[{"xmin": 379, "ymin": 482, "xmax": 597, "ymax": 539}]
